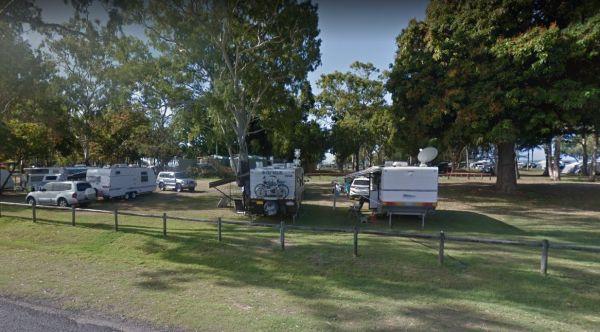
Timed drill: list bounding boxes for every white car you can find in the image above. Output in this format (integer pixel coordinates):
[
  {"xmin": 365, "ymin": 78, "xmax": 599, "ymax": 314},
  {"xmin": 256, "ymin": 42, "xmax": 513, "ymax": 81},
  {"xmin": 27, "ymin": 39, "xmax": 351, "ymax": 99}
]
[
  {"xmin": 25, "ymin": 181, "xmax": 96, "ymax": 207},
  {"xmin": 349, "ymin": 177, "xmax": 370, "ymax": 199},
  {"xmin": 156, "ymin": 171, "xmax": 196, "ymax": 192}
]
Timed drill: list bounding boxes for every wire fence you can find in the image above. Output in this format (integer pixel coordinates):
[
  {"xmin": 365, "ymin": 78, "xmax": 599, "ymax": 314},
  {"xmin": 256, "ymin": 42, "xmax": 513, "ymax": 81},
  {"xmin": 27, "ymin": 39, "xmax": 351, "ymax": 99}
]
[{"xmin": 1, "ymin": 201, "xmax": 598, "ymax": 275}]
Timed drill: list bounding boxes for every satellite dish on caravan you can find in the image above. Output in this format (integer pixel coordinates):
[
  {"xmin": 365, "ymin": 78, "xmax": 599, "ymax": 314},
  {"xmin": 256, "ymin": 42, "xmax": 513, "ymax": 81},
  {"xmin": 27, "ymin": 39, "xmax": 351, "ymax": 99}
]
[{"xmin": 417, "ymin": 147, "xmax": 438, "ymax": 167}]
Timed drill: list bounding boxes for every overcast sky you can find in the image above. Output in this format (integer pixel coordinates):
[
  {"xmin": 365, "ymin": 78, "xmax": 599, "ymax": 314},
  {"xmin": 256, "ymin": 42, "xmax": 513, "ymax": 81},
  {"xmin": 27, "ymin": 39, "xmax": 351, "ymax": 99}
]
[
  {"xmin": 32, "ymin": 0, "xmax": 428, "ymax": 88},
  {"xmin": 308, "ymin": 0, "xmax": 428, "ymax": 88}
]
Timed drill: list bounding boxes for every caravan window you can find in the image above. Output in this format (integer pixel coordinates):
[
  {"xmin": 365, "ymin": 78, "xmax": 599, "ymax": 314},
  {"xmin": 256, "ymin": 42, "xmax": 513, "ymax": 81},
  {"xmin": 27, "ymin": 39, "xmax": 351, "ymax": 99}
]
[
  {"xmin": 141, "ymin": 171, "xmax": 148, "ymax": 182},
  {"xmin": 115, "ymin": 171, "xmax": 121, "ymax": 175},
  {"xmin": 45, "ymin": 176, "xmax": 58, "ymax": 181}
]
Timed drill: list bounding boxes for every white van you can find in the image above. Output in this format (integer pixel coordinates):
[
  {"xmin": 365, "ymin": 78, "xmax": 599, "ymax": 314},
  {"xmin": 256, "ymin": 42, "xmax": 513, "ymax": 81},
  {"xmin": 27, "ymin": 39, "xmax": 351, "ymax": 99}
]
[
  {"xmin": 24, "ymin": 167, "xmax": 63, "ymax": 191},
  {"xmin": 86, "ymin": 166, "xmax": 156, "ymax": 200}
]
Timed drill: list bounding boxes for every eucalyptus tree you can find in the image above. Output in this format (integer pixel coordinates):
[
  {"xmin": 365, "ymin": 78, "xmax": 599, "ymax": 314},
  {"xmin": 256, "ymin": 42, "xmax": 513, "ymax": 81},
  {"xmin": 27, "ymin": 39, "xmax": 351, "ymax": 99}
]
[{"xmin": 137, "ymin": 0, "xmax": 321, "ymax": 191}]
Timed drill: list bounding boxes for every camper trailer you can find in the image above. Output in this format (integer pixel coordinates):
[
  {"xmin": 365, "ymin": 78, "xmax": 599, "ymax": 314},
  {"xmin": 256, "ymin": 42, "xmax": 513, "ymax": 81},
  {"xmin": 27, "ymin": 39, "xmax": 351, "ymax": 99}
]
[
  {"xmin": 248, "ymin": 164, "xmax": 304, "ymax": 216},
  {"xmin": 345, "ymin": 148, "xmax": 439, "ymax": 228},
  {"xmin": 368, "ymin": 166, "xmax": 438, "ymax": 217},
  {"xmin": 86, "ymin": 166, "xmax": 156, "ymax": 199}
]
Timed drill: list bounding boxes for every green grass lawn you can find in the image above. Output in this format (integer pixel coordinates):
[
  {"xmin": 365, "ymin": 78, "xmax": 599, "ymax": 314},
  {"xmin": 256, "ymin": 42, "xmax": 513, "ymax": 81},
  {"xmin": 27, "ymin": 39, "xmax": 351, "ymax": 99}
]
[{"xmin": 0, "ymin": 176, "xmax": 598, "ymax": 330}]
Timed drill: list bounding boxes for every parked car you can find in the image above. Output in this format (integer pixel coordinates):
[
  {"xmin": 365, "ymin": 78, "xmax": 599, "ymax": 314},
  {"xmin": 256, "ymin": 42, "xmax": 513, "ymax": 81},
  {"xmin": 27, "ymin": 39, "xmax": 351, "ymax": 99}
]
[
  {"xmin": 25, "ymin": 181, "xmax": 96, "ymax": 207},
  {"xmin": 436, "ymin": 162, "xmax": 452, "ymax": 174},
  {"xmin": 348, "ymin": 177, "xmax": 370, "ymax": 199},
  {"xmin": 156, "ymin": 171, "xmax": 196, "ymax": 192}
]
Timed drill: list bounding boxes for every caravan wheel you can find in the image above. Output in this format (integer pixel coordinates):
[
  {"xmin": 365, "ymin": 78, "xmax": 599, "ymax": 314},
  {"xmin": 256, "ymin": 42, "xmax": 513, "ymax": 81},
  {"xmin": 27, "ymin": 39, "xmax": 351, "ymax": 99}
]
[
  {"xmin": 123, "ymin": 192, "xmax": 130, "ymax": 200},
  {"xmin": 130, "ymin": 192, "xmax": 137, "ymax": 199}
]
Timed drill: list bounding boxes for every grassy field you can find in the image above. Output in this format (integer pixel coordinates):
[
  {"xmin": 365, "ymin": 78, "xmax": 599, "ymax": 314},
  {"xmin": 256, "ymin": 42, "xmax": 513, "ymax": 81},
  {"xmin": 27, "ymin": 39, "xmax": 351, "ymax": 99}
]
[{"xmin": 0, "ymin": 174, "xmax": 598, "ymax": 330}]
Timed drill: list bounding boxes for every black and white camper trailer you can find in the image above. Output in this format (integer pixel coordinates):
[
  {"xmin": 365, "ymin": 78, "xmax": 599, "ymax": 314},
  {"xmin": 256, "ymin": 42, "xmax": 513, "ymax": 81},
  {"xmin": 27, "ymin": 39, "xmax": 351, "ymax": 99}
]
[{"xmin": 248, "ymin": 164, "xmax": 304, "ymax": 216}]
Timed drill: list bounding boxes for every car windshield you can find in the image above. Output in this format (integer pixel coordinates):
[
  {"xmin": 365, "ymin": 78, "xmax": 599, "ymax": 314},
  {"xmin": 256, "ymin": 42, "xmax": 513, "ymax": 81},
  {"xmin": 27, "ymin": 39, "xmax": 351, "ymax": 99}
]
[
  {"xmin": 353, "ymin": 180, "xmax": 369, "ymax": 186},
  {"xmin": 76, "ymin": 183, "xmax": 92, "ymax": 191},
  {"xmin": 174, "ymin": 172, "xmax": 188, "ymax": 178}
]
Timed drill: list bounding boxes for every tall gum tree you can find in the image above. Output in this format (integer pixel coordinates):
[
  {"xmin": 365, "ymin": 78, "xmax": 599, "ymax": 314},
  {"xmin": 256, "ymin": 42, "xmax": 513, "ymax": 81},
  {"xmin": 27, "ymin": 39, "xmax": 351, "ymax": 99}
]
[{"xmin": 137, "ymin": 0, "xmax": 321, "ymax": 194}]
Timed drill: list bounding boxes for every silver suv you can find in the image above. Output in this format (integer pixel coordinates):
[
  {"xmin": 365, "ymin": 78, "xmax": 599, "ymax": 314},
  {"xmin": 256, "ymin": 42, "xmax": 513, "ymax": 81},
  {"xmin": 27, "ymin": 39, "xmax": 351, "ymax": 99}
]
[
  {"xmin": 156, "ymin": 172, "xmax": 196, "ymax": 192},
  {"xmin": 25, "ymin": 181, "xmax": 97, "ymax": 207}
]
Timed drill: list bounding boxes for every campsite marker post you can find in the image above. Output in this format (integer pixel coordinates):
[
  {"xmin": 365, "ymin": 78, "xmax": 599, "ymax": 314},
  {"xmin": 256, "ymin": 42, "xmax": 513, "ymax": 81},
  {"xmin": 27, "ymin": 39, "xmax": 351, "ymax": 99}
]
[
  {"xmin": 162, "ymin": 213, "xmax": 167, "ymax": 236},
  {"xmin": 71, "ymin": 206, "xmax": 76, "ymax": 226},
  {"xmin": 32, "ymin": 201, "xmax": 36, "ymax": 223}
]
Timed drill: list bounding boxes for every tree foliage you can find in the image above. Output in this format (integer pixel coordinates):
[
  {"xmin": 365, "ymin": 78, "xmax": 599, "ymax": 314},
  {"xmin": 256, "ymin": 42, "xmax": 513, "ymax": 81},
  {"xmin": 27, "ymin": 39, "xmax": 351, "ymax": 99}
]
[
  {"xmin": 316, "ymin": 62, "xmax": 391, "ymax": 171},
  {"xmin": 388, "ymin": 0, "xmax": 600, "ymax": 192}
]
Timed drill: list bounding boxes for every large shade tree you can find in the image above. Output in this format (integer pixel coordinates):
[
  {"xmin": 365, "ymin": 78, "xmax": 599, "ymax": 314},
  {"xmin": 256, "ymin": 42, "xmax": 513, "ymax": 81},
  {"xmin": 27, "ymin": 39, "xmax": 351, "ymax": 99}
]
[
  {"xmin": 388, "ymin": 0, "xmax": 600, "ymax": 192},
  {"xmin": 136, "ymin": 0, "xmax": 321, "ymax": 195}
]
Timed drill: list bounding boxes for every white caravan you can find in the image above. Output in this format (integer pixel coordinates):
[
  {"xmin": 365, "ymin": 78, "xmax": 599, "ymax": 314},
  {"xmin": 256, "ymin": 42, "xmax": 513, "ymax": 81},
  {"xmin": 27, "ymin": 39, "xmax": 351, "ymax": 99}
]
[
  {"xmin": 24, "ymin": 167, "xmax": 63, "ymax": 191},
  {"xmin": 86, "ymin": 166, "xmax": 156, "ymax": 199},
  {"xmin": 368, "ymin": 166, "xmax": 438, "ymax": 215},
  {"xmin": 248, "ymin": 164, "xmax": 304, "ymax": 216},
  {"xmin": 345, "ymin": 147, "xmax": 439, "ymax": 228}
]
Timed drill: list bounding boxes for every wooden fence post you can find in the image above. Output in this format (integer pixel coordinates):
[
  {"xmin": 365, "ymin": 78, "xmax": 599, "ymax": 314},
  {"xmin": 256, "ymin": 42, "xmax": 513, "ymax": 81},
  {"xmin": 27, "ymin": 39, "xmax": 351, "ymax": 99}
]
[
  {"xmin": 438, "ymin": 231, "xmax": 445, "ymax": 266},
  {"xmin": 353, "ymin": 226, "xmax": 359, "ymax": 257},
  {"xmin": 217, "ymin": 217, "xmax": 222, "ymax": 242},
  {"xmin": 114, "ymin": 209, "xmax": 118, "ymax": 231},
  {"xmin": 280, "ymin": 221, "xmax": 285, "ymax": 250},
  {"xmin": 32, "ymin": 201, "xmax": 36, "ymax": 223},
  {"xmin": 162, "ymin": 212, "xmax": 167, "ymax": 237},
  {"xmin": 71, "ymin": 206, "xmax": 75, "ymax": 226},
  {"xmin": 0, "ymin": 202, "xmax": 2, "ymax": 218},
  {"xmin": 541, "ymin": 239, "xmax": 549, "ymax": 275}
]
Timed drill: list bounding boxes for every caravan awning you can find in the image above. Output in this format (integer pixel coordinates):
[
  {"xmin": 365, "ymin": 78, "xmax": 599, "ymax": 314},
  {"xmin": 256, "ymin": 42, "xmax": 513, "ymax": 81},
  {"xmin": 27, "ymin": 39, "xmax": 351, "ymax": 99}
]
[{"xmin": 344, "ymin": 166, "xmax": 382, "ymax": 181}]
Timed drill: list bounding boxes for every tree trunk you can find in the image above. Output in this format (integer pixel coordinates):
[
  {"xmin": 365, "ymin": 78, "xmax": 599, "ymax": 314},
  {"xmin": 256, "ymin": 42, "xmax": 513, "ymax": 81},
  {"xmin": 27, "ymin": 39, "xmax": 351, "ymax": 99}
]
[
  {"xmin": 551, "ymin": 136, "xmax": 561, "ymax": 181},
  {"xmin": 495, "ymin": 142, "xmax": 517, "ymax": 193},
  {"xmin": 581, "ymin": 135, "xmax": 589, "ymax": 176},
  {"xmin": 543, "ymin": 143, "xmax": 551, "ymax": 176},
  {"xmin": 354, "ymin": 150, "xmax": 360, "ymax": 171},
  {"xmin": 590, "ymin": 131, "xmax": 598, "ymax": 182},
  {"xmin": 515, "ymin": 146, "xmax": 520, "ymax": 180}
]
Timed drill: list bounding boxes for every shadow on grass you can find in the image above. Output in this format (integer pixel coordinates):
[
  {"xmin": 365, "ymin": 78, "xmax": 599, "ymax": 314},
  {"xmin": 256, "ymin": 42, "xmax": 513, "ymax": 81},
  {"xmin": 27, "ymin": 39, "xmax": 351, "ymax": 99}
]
[{"xmin": 2, "ymin": 213, "xmax": 599, "ymax": 329}]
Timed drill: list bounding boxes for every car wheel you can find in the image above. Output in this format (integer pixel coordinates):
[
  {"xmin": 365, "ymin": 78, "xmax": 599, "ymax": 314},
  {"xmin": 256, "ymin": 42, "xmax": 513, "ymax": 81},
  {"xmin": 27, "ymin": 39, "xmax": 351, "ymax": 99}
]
[
  {"xmin": 189, "ymin": 187, "xmax": 195, "ymax": 192},
  {"xmin": 57, "ymin": 198, "xmax": 68, "ymax": 207},
  {"xmin": 175, "ymin": 184, "xmax": 182, "ymax": 192},
  {"xmin": 27, "ymin": 197, "xmax": 36, "ymax": 205},
  {"xmin": 130, "ymin": 192, "xmax": 137, "ymax": 199},
  {"xmin": 158, "ymin": 182, "xmax": 165, "ymax": 191}
]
